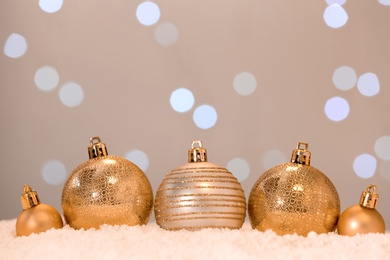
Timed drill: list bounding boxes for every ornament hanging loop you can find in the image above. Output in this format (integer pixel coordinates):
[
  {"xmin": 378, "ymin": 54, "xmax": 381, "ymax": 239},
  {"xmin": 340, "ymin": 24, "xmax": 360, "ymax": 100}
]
[
  {"xmin": 20, "ymin": 185, "xmax": 40, "ymax": 210},
  {"xmin": 366, "ymin": 184, "xmax": 377, "ymax": 194},
  {"xmin": 290, "ymin": 142, "xmax": 311, "ymax": 165},
  {"xmin": 90, "ymin": 136, "xmax": 101, "ymax": 145},
  {"xmin": 188, "ymin": 140, "xmax": 207, "ymax": 163},
  {"xmin": 88, "ymin": 136, "xmax": 108, "ymax": 159},
  {"xmin": 360, "ymin": 184, "xmax": 379, "ymax": 209},
  {"xmin": 191, "ymin": 140, "xmax": 203, "ymax": 149}
]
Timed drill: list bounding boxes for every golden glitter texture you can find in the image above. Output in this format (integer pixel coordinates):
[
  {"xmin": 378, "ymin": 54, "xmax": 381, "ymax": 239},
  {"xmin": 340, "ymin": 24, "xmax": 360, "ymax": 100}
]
[
  {"xmin": 61, "ymin": 137, "xmax": 153, "ymax": 230},
  {"xmin": 248, "ymin": 142, "xmax": 340, "ymax": 236},
  {"xmin": 154, "ymin": 141, "xmax": 246, "ymax": 230}
]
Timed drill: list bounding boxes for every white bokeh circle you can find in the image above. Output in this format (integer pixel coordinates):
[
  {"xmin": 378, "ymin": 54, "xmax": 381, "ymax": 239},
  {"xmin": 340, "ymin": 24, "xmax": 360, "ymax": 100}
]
[
  {"xmin": 332, "ymin": 66, "xmax": 357, "ymax": 91},
  {"xmin": 154, "ymin": 22, "xmax": 179, "ymax": 47},
  {"xmin": 125, "ymin": 150, "xmax": 149, "ymax": 172},
  {"xmin": 379, "ymin": 0, "xmax": 390, "ymax": 6},
  {"xmin": 41, "ymin": 160, "xmax": 68, "ymax": 185},
  {"xmin": 170, "ymin": 88, "xmax": 195, "ymax": 113},
  {"xmin": 374, "ymin": 136, "xmax": 390, "ymax": 160},
  {"xmin": 227, "ymin": 158, "xmax": 250, "ymax": 182},
  {"xmin": 39, "ymin": 0, "xmax": 63, "ymax": 13},
  {"xmin": 262, "ymin": 149, "xmax": 286, "ymax": 170},
  {"xmin": 353, "ymin": 153, "xmax": 377, "ymax": 179},
  {"xmin": 136, "ymin": 1, "xmax": 160, "ymax": 26},
  {"xmin": 233, "ymin": 72, "xmax": 257, "ymax": 96},
  {"xmin": 326, "ymin": 0, "xmax": 347, "ymax": 5},
  {"xmin": 193, "ymin": 104, "xmax": 218, "ymax": 129},
  {"xmin": 34, "ymin": 66, "xmax": 60, "ymax": 92},
  {"xmin": 59, "ymin": 82, "xmax": 84, "ymax": 107},
  {"xmin": 3, "ymin": 33, "xmax": 27, "ymax": 58},
  {"xmin": 324, "ymin": 96, "xmax": 350, "ymax": 121},
  {"xmin": 357, "ymin": 72, "xmax": 380, "ymax": 97},
  {"xmin": 323, "ymin": 4, "xmax": 348, "ymax": 29}
]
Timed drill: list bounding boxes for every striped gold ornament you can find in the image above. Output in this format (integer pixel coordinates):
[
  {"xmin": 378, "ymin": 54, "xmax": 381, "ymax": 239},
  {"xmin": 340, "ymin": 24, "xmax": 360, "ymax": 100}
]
[{"xmin": 154, "ymin": 141, "xmax": 246, "ymax": 231}]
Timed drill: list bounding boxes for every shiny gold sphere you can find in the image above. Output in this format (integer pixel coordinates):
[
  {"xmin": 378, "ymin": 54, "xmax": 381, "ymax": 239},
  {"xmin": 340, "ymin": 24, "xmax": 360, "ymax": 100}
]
[
  {"xmin": 155, "ymin": 161, "xmax": 246, "ymax": 231},
  {"xmin": 337, "ymin": 205, "xmax": 385, "ymax": 236},
  {"xmin": 16, "ymin": 204, "xmax": 63, "ymax": 236},
  {"xmin": 62, "ymin": 155, "xmax": 153, "ymax": 230},
  {"xmin": 248, "ymin": 162, "xmax": 340, "ymax": 236}
]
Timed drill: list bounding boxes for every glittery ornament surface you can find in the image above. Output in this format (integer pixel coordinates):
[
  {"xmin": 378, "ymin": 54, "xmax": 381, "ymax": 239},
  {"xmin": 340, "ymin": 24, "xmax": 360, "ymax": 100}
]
[
  {"xmin": 248, "ymin": 162, "xmax": 340, "ymax": 236},
  {"xmin": 62, "ymin": 155, "xmax": 153, "ymax": 230},
  {"xmin": 155, "ymin": 162, "xmax": 246, "ymax": 231}
]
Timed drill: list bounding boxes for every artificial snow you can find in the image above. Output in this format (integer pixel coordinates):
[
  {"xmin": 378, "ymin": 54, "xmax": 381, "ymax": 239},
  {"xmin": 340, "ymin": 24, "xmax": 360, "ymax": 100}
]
[{"xmin": 1, "ymin": 219, "xmax": 389, "ymax": 260}]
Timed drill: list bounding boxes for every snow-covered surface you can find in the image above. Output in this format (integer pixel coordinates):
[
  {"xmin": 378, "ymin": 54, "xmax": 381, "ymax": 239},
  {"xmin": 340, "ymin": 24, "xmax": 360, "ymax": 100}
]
[{"xmin": 1, "ymin": 219, "xmax": 389, "ymax": 260}]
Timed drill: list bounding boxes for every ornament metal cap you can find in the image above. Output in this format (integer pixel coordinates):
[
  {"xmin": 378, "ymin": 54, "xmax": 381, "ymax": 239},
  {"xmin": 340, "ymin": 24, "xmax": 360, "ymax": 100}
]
[
  {"xmin": 290, "ymin": 142, "xmax": 311, "ymax": 165},
  {"xmin": 188, "ymin": 140, "xmax": 207, "ymax": 162},
  {"xmin": 359, "ymin": 184, "xmax": 379, "ymax": 209},
  {"xmin": 20, "ymin": 185, "xmax": 40, "ymax": 210},
  {"xmin": 88, "ymin": 136, "xmax": 108, "ymax": 159}
]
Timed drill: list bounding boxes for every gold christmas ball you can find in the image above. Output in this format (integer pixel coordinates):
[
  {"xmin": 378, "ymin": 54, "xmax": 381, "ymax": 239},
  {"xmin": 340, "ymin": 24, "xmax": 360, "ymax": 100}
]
[
  {"xmin": 154, "ymin": 141, "xmax": 246, "ymax": 231},
  {"xmin": 337, "ymin": 184, "xmax": 385, "ymax": 236},
  {"xmin": 248, "ymin": 142, "xmax": 340, "ymax": 236},
  {"xmin": 62, "ymin": 137, "xmax": 153, "ymax": 230},
  {"xmin": 16, "ymin": 185, "xmax": 63, "ymax": 236}
]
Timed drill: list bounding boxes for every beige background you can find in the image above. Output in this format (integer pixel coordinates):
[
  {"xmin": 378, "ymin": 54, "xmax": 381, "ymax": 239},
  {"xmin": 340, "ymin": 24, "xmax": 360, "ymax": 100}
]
[{"xmin": 1, "ymin": 0, "xmax": 389, "ymax": 229}]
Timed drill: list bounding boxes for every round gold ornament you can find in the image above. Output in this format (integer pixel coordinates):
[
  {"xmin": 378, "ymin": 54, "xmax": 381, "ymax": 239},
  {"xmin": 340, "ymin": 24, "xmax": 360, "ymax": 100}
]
[
  {"xmin": 248, "ymin": 142, "xmax": 340, "ymax": 236},
  {"xmin": 16, "ymin": 185, "xmax": 63, "ymax": 236},
  {"xmin": 337, "ymin": 184, "xmax": 385, "ymax": 236},
  {"xmin": 154, "ymin": 140, "xmax": 246, "ymax": 231},
  {"xmin": 61, "ymin": 136, "xmax": 153, "ymax": 230}
]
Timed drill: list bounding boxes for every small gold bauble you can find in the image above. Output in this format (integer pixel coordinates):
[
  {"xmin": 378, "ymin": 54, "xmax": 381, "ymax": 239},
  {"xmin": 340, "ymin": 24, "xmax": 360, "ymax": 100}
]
[
  {"xmin": 248, "ymin": 142, "xmax": 340, "ymax": 236},
  {"xmin": 61, "ymin": 136, "xmax": 153, "ymax": 230},
  {"xmin": 154, "ymin": 140, "xmax": 246, "ymax": 231},
  {"xmin": 337, "ymin": 184, "xmax": 386, "ymax": 236},
  {"xmin": 16, "ymin": 185, "xmax": 63, "ymax": 236}
]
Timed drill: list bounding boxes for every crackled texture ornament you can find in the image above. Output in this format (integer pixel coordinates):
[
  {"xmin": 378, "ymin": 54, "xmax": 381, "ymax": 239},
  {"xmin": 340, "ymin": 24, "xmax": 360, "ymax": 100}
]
[
  {"xmin": 16, "ymin": 185, "xmax": 63, "ymax": 236},
  {"xmin": 337, "ymin": 184, "xmax": 385, "ymax": 236},
  {"xmin": 154, "ymin": 140, "xmax": 246, "ymax": 231},
  {"xmin": 248, "ymin": 142, "xmax": 340, "ymax": 236},
  {"xmin": 61, "ymin": 136, "xmax": 153, "ymax": 230}
]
